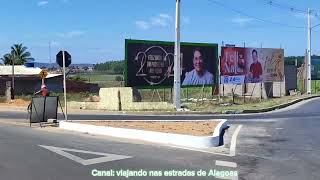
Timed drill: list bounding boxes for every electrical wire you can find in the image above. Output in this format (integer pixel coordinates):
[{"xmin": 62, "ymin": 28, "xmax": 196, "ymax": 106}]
[
  {"xmin": 207, "ymin": 0, "xmax": 307, "ymax": 29},
  {"xmin": 263, "ymin": 0, "xmax": 320, "ymax": 20}
]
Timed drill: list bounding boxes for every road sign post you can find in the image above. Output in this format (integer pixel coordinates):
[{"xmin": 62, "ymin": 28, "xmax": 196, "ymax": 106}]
[
  {"xmin": 63, "ymin": 51, "xmax": 67, "ymax": 121},
  {"xmin": 39, "ymin": 69, "xmax": 48, "ymax": 85},
  {"xmin": 56, "ymin": 51, "xmax": 71, "ymax": 121}
]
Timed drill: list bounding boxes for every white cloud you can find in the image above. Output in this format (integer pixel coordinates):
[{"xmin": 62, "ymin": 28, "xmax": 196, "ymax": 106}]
[
  {"xmin": 159, "ymin": 13, "xmax": 172, "ymax": 20},
  {"xmin": 150, "ymin": 17, "xmax": 169, "ymax": 27},
  {"xmin": 135, "ymin": 13, "xmax": 173, "ymax": 30},
  {"xmin": 37, "ymin": 1, "xmax": 49, "ymax": 7},
  {"xmin": 58, "ymin": 31, "xmax": 86, "ymax": 38},
  {"xmin": 135, "ymin": 21, "xmax": 150, "ymax": 30},
  {"xmin": 231, "ymin": 17, "xmax": 254, "ymax": 26}
]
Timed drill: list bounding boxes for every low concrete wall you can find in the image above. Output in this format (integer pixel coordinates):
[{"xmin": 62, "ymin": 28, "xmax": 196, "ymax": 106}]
[
  {"xmin": 220, "ymin": 82, "xmax": 286, "ymax": 99},
  {"xmin": 99, "ymin": 88, "xmax": 120, "ymax": 110},
  {"xmin": 69, "ymin": 87, "xmax": 174, "ymax": 111}
]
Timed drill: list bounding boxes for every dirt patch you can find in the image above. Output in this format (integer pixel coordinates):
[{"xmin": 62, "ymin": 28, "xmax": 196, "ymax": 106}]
[
  {"xmin": 0, "ymin": 99, "xmax": 30, "ymax": 107},
  {"xmin": 77, "ymin": 121, "xmax": 220, "ymax": 136}
]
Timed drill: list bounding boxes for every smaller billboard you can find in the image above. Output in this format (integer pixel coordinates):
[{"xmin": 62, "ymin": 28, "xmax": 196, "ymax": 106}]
[{"xmin": 220, "ymin": 47, "xmax": 284, "ymax": 84}]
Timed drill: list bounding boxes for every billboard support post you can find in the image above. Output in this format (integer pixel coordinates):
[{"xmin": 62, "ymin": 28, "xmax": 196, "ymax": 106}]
[
  {"xmin": 173, "ymin": 0, "xmax": 181, "ymax": 109},
  {"xmin": 280, "ymin": 82, "xmax": 282, "ymax": 97}
]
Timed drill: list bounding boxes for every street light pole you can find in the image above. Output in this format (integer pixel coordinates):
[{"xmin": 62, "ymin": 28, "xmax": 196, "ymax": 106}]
[
  {"xmin": 173, "ymin": 0, "xmax": 181, "ymax": 110},
  {"xmin": 307, "ymin": 8, "xmax": 312, "ymax": 94}
]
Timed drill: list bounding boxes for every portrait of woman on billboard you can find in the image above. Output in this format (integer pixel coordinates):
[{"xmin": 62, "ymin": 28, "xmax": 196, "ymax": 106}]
[{"xmin": 182, "ymin": 48, "xmax": 213, "ymax": 86}]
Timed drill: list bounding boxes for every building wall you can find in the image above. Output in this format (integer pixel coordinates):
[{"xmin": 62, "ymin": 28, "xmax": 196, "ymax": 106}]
[
  {"xmin": 0, "ymin": 76, "xmax": 64, "ymax": 95},
  {"xmin": 0, "ymin": 81, "xmax": 5, "ymax": 95},
  {"xmin": 0, "ymin": 76, "xmax": 99, "ymax": 95}
]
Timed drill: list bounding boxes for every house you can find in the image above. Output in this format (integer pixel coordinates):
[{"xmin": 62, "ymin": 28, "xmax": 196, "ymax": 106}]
[{"xmin": 0, "ymin": 65, "xmax": 63, "ymax": 95}]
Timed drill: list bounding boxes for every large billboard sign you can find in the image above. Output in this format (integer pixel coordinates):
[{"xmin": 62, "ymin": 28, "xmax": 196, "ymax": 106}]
[
  {"xmin": 221, "ymin": 47, "xmax": 284, "ymax": 84},
  {"xmin": 125, "ymin": 39, "xmax": 218, "ymax": 87}
]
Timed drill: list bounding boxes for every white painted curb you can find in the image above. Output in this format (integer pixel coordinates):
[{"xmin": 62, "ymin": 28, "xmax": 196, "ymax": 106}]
[{"xmin": 59, "ymin": 120, "xmax": 228, "ymax": 148}]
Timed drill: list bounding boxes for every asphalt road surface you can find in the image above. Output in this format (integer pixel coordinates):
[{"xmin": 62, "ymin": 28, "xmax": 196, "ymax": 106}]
[{"xmin": 0, "ymin": 98, "xmax": 320, "ymax": 179}]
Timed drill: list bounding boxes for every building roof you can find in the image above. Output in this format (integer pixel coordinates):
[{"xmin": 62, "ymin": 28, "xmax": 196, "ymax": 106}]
[{"xmin": 0, "ymin": 65, "xmax": 62, "ymax": 79}]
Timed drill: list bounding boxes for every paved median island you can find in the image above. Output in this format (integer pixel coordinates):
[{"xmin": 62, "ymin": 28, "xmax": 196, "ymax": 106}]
[{"xmin": 59, "ymin": 120, "xmax": 228, "ymax": 148}]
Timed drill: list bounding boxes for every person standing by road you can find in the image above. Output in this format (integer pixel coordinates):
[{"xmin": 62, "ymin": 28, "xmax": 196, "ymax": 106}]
[{"xmin": 35, "ymin": 84, "xmax": 50, "ymax": 97}]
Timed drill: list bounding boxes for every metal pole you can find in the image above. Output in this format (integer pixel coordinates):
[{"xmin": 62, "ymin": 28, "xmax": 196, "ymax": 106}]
[
  {"xmin": 173, "ymin": 0, "xmax": 181, "ymax": 110},
  {"xmin": 62, "ymin": 51, "xmax": 68, "ymax": 121},
  {"xmin": 49, "ymin": 41, "xmax": 52, "ymax": 67},
  {"xmin": 11, "ymin": 56, "xmax": 15, "ymax": 100},
  {"xmin": 218, "ymin": 55, "xmax": 221, "ymax": 102},
  {"xmin": 307, "ymin": 8, "xmax": 312, "ymax": 94}
]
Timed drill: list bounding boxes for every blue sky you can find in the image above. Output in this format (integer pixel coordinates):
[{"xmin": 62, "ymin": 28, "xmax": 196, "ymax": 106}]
[{"xmin": 0, "ymin": 0, "xmax": 319, "ymax": 64}]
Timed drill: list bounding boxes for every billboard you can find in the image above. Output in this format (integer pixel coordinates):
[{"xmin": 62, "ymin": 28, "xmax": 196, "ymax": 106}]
[
  {"xmin": 125, "ymin": 39, "xmax": 218, "ymax": 87},
  {"xmin": 311, "ymin": 57, "xmax": 320, "ymax": 80},
  {"xmin": 221, "ymin": 47, "xmax": 284, "ymax": 84}
]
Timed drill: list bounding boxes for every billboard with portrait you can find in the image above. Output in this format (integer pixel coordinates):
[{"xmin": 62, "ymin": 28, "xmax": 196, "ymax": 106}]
[
  {"xmin": 125, "ymin": 39, "xmax": 218, "ymax": 87},
  {"xmin": 221, "ymin": 47, "xmax": 284, "ymax": 84}
]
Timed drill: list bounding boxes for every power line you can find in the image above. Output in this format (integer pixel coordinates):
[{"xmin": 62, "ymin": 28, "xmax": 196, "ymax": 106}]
[
  {"xmin": 263, "ymin": 0, "xmax": 320, "ymax": 20},
  {"xmin": 264, "ymin": 0, "xmax": 307, "ymax": 14},
  {"xmin": 207, "ymin": 0, "xmax": 307, "ymax": 29}
]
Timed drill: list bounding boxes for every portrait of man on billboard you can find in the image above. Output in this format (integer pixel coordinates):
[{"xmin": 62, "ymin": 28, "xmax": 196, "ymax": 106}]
[
  {"xmin": 182, "ymin": 48, "xmax": 213, "ymax": 85},
  {"xmin": 247, "ymin": 49, "xmax": 263, "ymax": 83}
]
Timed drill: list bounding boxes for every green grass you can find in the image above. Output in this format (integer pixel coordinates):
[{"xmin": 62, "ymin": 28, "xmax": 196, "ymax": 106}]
[
  {"xmin": 312, "ymin": 80, "xmax": 320, "ymax": 94},
  {"xmin": 0, "ymin": 96, "xmax": 6, "ymax": 103},
  {"xmin": 69, "ymin": 72, "xmax": 122, "ymax": 82},
  {"xmin": 298, "ymin": 80, "xmax": 320, "ymax": 94}
]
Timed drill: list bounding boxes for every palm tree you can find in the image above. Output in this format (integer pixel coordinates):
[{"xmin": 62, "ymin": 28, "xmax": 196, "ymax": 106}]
[
  {"xmin": 1, "ymin": 53, "xmax": 14, "ymax": 65},
  {"xmin": 1, "ymin": 44, "xmax": 32, "ymax": 65},
  {"xmin": 10, "ymin": 44, "xmax": 32, "ymax": 65}
]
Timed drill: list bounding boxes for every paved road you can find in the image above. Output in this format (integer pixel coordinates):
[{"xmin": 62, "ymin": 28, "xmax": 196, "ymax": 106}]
[
  {"xmin": 0, "ymin": 98, "xmax": 320, "ymax": 179},
  {"xmin": 0, "ymin": 122, "xmax": 238, "ymax": 180}
]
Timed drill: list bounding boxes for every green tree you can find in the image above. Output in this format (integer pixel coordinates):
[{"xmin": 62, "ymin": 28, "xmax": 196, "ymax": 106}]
[
  {"xmin": 1, "ymin": 44, "xmax": 32, "ymax": 65},
  {"xmin": 94, "ymin": 60, "xmax": 124, "ymax": 74},
  {"xmin": 1, "ymin": 53, "xmax": 13, "ymax": 65}
]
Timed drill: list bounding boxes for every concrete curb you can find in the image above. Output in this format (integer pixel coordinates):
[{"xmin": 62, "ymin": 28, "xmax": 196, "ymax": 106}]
[
  {"xmin": 242, "ymin": 95, "xmax": 320, "ymax": 113},
  {"xmin": 1, "ymin": 95, "xmax": 319, "ymax": 115},
  {"xmin": 59, "ymin": 119, "xmax": 228, "ymax": 148}
]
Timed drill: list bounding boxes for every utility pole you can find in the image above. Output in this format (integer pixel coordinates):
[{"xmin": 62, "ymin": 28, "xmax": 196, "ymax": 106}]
[
  {"xmin": 173, "ymin": 0, "xmax": 181, "ymax": 110},
  {"xmin": 11, "ymin": 56, "xmax": 15, "ymax": 100},
  {"xmin": 49, "ymin": 41, "xmax": 52, "ymax": 67},
  {"xmin": 306, "ymin": 8, "xmax": 320, "ymax": 94},
  {"xmin": 307, "ymin": 8, "xmax": 312, "ymax": 94}
]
